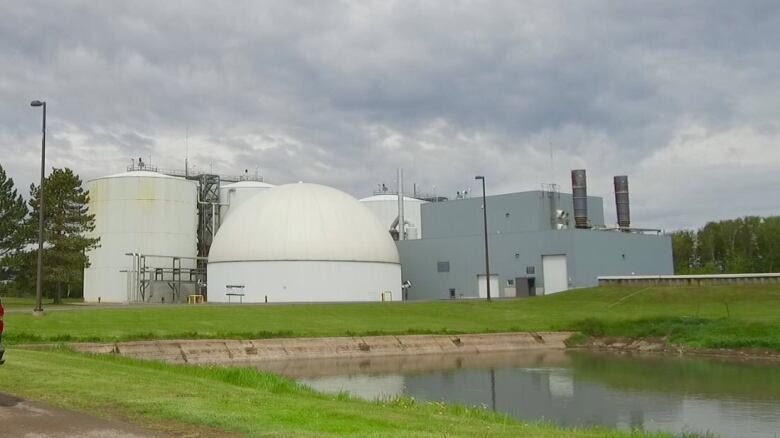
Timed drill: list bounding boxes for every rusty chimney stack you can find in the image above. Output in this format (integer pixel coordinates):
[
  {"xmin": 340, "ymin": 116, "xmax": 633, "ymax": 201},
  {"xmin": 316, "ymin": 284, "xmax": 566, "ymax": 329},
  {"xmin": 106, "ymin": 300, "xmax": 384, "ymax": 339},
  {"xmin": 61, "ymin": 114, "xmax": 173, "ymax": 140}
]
[
  {"xmin": 614, "ymin": 175, "xmax": 630, "ymax": 230},
  {"xmin": 571, "ymin": 169, "xmax": 588, "ymax": 229}
]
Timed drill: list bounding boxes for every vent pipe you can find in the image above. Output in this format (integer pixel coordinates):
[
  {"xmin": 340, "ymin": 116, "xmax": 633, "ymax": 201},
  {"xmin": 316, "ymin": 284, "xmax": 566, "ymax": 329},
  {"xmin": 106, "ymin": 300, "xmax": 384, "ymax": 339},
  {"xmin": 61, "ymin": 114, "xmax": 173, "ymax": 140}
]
[
  {"xmin": 614, "ymin": 175, "xmax": 631, "ymax": 230},
  {"xmin": 397, "ymin": 168, "xmax": 405, "ymax": 240},
  {"xmin": 571, "ymin": 169, "xmax": 588, "ymax": 229}
]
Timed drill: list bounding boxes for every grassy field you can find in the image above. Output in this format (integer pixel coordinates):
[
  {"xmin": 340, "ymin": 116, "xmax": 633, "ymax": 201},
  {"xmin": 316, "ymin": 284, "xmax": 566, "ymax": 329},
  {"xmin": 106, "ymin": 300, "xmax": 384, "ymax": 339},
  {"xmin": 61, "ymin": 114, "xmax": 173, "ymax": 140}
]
[
  {"xmin": 0, "ymin": 347, "xmax": 681, "ymax": 437},
  {"xmin": 4, "ymin": 284, "xmax": 780, "ymax": 350},
  {"xmin": 3, "ymin": 285, "xmax": 774, "ymax": 437}
]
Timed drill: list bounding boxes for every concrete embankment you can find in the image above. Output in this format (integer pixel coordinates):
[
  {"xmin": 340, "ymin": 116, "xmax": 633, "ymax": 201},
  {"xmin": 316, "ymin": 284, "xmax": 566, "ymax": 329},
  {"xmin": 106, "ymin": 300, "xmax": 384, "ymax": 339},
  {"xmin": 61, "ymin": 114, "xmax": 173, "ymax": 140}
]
[{"xmin": 70, "ymin": 332, "xmax": 572, "ymax": 365}]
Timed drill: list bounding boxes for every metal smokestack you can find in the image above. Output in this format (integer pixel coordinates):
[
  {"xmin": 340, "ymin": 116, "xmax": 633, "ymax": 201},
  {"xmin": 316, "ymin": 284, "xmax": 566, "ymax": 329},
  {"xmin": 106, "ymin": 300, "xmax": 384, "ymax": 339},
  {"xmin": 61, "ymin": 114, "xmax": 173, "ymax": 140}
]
[
  {"xmin": 571, "ymin": 169, "xmax": 589, "ymax": 229},
  {"xmin": 614, "ymin": 175, "xmax": 631, "ymax": 230}
]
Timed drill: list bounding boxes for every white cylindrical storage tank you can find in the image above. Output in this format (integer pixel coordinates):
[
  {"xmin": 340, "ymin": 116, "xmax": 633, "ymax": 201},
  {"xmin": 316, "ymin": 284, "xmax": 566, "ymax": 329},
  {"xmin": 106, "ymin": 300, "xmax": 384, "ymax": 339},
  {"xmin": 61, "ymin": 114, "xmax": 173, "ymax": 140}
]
[
  {"xmin": 359, "ymin": 195, "xmax": 426, "ymax": 239},
  {"xmin": 219, "ymin": 180, "xmax": 274, "ymax": 224},
  {"xmin": 208, "ymin": 183, "xmax": 402, "ymax": 303},
  {"xmin": 83, "ymin": 171, "xmax": 198, "ymax": 303}
]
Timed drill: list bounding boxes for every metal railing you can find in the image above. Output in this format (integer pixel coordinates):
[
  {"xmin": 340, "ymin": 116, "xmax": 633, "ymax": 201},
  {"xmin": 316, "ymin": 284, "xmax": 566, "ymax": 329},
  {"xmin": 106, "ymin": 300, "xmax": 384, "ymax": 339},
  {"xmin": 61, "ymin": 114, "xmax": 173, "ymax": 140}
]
[{"xmin": 125, "ymin": 162, "xmax": 264, "ymax": 183}]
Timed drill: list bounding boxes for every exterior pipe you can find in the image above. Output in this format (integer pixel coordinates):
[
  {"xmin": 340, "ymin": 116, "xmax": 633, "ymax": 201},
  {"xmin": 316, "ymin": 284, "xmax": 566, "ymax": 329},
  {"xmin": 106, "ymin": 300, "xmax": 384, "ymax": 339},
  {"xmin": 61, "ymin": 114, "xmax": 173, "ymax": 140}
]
[
  {"xmin": 397, "ymin": 168, "xmax": 405, "ymax": 240},
  {"xmin": 390, "ymin": 215, "xmax": 410, "ymax": 238}
]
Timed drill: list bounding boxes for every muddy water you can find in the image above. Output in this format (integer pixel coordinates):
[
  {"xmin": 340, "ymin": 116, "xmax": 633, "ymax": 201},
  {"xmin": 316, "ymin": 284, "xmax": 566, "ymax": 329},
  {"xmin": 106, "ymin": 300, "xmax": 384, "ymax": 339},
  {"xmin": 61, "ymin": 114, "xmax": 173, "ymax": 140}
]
[{"xmin": 249, "ymin": 350, "xmax": 780, "ymax": 437}]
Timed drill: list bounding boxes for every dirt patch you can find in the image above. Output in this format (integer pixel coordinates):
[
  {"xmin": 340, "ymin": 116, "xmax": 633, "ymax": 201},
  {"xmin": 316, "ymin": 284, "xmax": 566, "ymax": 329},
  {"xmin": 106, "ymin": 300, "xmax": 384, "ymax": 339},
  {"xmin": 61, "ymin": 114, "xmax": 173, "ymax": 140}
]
[{"xmin": 0, "ymin": 393, "xmax": 167, "ymax": 438}]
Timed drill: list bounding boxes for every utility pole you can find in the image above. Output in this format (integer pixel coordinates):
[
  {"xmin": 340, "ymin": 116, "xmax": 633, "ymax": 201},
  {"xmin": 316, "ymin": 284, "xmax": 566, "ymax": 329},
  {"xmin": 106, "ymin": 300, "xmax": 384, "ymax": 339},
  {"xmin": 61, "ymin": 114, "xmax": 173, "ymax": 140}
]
[
  {"xmin": 475, "ymin": 175, "xmax": 491, "ymax": 301},
  {"xmin": 30, "ymin": 100, "xmax": 47, "ymax": 315}
]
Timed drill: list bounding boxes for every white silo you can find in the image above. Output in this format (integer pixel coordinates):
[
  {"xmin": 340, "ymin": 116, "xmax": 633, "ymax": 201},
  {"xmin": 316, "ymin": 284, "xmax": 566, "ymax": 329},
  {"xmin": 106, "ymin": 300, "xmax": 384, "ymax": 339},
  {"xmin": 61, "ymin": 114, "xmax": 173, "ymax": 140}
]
[
  {"xmin": 359, "ymin": 194, "xmax": 426, "ymax": 239},
  {"xmin": 208, "ymin": 183, "xmax": 402, "ymax": 303},
  {"xmin": 219, "ymin": 180, "xmax": 275, "ymax": 224},
  {"xmin": 83, "ymin": 171, "xmax": 198, "ymax": 303}
]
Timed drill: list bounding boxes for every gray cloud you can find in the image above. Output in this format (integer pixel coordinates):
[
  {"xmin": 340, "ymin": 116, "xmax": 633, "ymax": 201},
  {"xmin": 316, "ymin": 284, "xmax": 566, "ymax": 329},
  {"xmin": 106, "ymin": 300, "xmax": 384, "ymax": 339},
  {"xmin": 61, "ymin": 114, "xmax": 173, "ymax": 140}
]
[{"xmin": 1, "ymin": 0, "xmax": 779, "ymax": 230}]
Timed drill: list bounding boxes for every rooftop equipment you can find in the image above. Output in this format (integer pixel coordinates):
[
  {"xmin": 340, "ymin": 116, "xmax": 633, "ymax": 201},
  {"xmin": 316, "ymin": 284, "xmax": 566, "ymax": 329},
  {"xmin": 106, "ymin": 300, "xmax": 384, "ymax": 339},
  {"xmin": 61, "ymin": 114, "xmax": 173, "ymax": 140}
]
[
  {"xmin": 571, "ymin": 169, "xmax": 589, "ymax": 229},
  {"xmin": 360, "ymin": 193, "xmax": 425, "ymax": 240},
  {"xmin": 613, "ymin": 175, "xmax": 631, "ymax": 230},
  {"xmin": 542, "ymin": 183, "xmax": 569, "ymax": 230}
]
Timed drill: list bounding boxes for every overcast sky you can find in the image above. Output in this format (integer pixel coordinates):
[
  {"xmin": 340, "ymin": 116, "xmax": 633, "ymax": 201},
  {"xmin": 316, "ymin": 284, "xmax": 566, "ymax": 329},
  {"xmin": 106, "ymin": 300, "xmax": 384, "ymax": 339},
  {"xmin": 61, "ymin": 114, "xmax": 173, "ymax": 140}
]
[{"xmin": 1, "ymin": 1, "xmax": 778, "ymax": 230}]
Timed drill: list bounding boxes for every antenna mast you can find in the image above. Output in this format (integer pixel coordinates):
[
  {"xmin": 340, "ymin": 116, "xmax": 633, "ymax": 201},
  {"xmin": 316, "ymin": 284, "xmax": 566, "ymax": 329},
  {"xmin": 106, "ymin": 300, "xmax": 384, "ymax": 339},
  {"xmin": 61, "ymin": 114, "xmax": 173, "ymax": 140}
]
[{"xmin": 185, "ymin": 127, "xmax": 189, "ymax": 177}]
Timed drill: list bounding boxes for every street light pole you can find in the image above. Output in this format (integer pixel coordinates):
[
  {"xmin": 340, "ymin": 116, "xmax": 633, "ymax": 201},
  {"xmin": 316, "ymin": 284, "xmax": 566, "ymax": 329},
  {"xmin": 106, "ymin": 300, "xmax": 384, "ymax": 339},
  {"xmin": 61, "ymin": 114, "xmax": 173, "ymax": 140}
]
[
  {"xmin": 475, "ymin": 176, "xmax": 491, "ymax": 301},
  {"xmin": 31, "ymin": 100, "xmax": 46, "ymax": 315}
]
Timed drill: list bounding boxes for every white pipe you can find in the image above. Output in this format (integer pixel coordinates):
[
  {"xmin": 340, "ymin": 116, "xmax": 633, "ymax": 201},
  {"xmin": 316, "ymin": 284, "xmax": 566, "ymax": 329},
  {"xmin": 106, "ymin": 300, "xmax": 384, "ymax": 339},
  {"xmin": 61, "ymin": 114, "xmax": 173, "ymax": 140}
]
[
  {"xmin": 212, "ymin": 203, "xmax": 217, "ymax": 237},
  {"xmin": 127, "ymin": 253, "xmax": 135, "ymax": 302},
  {"xmin": 136, "ymin": 253, "xmax": 141, "ymax": 302},
  {"xmin": 397, "ymin": 168, "xmax": 405, "ymax": 240}
]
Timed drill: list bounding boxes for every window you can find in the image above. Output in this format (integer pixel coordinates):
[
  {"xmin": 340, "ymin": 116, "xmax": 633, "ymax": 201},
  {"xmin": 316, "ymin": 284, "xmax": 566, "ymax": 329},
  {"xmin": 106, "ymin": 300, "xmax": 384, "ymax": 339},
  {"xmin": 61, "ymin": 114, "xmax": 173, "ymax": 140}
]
[
  {"xmin": 437, "ymin": 261, "xmax": 450, "ymax": 272},
  {"xmin": 526, "ymin": 266, "xmax": 535, "ymax": 275}
]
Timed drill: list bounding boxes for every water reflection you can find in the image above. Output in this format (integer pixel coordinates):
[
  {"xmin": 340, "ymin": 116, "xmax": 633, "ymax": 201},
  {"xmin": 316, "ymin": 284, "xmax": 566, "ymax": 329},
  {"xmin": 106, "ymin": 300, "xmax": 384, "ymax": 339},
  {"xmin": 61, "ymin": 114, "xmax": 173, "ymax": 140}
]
[{"xmin": 250, "ymin": 351, "xmax": 780, "ymax": 437}]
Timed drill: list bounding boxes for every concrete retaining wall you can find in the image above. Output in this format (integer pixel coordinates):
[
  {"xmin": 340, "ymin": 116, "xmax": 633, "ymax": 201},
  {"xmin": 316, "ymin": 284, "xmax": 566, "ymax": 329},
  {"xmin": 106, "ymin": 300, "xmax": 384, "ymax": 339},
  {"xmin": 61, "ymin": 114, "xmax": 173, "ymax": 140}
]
[
  {"xmin": 71, "ymin": 332, "xmax": 572, "ymax": 365},
  {"xmin": 598, "ymin": 273, "xmax": 780, "ymax": 287}
]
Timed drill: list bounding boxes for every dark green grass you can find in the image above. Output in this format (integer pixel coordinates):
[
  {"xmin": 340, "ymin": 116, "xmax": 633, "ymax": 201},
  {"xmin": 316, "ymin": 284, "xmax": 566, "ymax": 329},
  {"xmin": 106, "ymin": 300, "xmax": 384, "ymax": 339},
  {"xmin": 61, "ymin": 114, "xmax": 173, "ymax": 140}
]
[
  {"xmin": 4, "ymin": 285, "xmax": 780, "ymax": 350},
  {"xmin": 572, "ymin": 317, "xmax": 780, "ymax": 350}
]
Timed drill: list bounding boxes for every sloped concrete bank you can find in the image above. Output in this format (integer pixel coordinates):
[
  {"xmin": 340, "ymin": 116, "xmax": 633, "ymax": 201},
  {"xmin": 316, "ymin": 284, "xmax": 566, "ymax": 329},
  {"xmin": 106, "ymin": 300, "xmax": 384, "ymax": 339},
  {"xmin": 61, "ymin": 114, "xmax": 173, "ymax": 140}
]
[{"xmin": 70, "ymin": 332, "xmax": 573, "ymax": 365}]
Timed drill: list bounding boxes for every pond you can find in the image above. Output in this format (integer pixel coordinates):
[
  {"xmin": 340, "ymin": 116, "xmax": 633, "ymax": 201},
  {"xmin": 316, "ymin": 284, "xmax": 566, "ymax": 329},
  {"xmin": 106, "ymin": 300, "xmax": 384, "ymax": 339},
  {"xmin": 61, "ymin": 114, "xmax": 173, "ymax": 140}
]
[{"xmin": 252, "ymin": 350, "xmax": 780, "ymax": 437}]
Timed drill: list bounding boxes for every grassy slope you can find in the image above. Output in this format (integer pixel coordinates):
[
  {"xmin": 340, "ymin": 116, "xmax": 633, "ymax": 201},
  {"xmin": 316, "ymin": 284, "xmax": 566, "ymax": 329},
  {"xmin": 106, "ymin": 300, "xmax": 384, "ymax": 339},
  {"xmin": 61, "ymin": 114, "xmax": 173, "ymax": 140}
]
[
  {"xmin": 0, "ymin": 348, "xmax": 666, "ymax": 438},
  {"xmin": 4, "ymin": 285, "xmax": 780, "ymax": 349}
]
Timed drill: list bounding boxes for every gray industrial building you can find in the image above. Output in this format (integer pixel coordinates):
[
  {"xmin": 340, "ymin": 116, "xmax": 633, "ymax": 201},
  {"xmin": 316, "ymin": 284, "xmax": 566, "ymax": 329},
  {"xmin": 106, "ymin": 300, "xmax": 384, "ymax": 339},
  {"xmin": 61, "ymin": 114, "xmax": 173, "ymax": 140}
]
[{"xmin": 397, "ymin": 177, "xmax": 673, "ymax": 300}]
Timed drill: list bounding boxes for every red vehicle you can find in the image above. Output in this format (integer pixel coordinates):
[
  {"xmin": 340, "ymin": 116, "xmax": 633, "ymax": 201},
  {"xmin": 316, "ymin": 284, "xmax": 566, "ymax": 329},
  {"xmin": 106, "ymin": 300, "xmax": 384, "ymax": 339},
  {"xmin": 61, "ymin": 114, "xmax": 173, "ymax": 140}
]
[{"xmin": 0, "ymin": 297, "xmax": 5, "ymax": 364}]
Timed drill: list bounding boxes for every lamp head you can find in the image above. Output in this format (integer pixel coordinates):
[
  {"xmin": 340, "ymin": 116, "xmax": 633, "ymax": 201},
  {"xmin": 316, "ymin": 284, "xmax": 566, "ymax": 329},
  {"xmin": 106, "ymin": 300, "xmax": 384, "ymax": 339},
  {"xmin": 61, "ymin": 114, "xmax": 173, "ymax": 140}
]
[
  {"xmin": 475, "ymin": 175, "xmax": 484, "ymax": 180},
  {"xmin": 30, "ymin": 100, "xmax": 45, "ymax": 107}
]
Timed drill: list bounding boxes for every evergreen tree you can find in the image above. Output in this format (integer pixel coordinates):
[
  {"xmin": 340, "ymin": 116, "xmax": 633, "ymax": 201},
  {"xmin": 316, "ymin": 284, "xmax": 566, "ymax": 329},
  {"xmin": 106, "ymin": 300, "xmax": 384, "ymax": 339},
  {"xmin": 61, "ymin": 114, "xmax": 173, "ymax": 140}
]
[
  {"xmin": 24, "ymin": 168, "xmax": 99, "ymax": 302},
  {"xmin": 0, "ymin": 163, "xmax": 28, "ymax": 269}
]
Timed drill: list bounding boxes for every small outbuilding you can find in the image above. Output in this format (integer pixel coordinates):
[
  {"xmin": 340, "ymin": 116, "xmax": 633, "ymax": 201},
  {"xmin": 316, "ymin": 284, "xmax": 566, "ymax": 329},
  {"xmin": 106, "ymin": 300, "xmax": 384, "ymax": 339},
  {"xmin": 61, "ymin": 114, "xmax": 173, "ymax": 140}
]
[{"xmin": 208, "ymin": 183, "xmax": 402, "ymax": 303}]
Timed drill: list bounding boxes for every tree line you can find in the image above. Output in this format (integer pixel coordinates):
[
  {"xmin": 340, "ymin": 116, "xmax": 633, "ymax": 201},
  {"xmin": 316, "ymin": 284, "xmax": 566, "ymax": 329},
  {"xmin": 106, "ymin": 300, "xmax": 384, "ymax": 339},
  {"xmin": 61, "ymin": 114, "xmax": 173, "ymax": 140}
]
[
  {"xmin": 671, "ymin": 216, "xmax": 780, "ymax": 274},
  {"xmin": 0, "ymin": 163, "xmax": 98, "ymax": 301}
]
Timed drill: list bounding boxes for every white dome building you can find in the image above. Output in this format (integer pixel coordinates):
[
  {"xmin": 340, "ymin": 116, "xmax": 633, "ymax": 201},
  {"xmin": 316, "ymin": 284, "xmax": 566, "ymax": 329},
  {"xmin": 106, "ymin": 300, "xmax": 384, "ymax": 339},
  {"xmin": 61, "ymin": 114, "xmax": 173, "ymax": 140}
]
[{"xmin": 208, "ymin": 183, "xmax": 402, "ymax": 303}]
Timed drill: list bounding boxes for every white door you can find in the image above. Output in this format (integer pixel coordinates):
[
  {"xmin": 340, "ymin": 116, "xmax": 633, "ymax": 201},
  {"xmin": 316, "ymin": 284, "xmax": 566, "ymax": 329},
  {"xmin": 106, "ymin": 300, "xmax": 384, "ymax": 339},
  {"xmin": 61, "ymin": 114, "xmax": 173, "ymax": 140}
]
[
  {"xmin": 477, "ymin": 274, "xmax": 500, "ymax": 298},
  {"xmin": 542, "ymin": 255, "xmax": 568, "ymax": 295}
]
